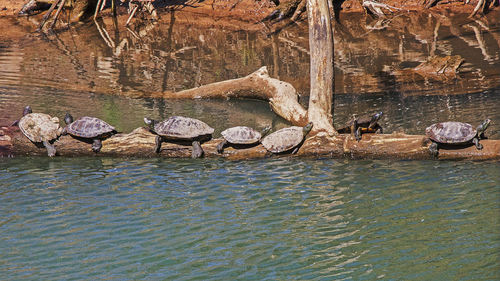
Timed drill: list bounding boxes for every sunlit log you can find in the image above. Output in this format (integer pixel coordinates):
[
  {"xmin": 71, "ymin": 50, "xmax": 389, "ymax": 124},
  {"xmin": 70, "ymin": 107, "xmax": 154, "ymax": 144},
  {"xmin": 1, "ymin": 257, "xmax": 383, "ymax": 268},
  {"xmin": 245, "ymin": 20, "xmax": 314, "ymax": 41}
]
[{"xmin": 2, "ymin": 126, "xmax": 500, "ymax": 160}]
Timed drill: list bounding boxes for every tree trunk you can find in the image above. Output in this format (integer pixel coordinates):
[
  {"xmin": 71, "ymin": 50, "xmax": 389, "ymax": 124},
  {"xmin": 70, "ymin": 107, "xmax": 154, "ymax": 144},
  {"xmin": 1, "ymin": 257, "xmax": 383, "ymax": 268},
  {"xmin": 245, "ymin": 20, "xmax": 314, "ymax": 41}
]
[{"xmin": 306, "ymin": 0, "xmax": 336, "ymax": 135}]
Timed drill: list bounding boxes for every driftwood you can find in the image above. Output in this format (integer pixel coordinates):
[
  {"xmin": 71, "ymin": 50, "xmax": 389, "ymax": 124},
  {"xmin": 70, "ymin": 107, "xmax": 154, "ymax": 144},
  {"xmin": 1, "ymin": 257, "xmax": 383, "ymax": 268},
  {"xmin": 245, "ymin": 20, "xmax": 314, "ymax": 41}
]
[
  {"xmin": 2, "ymin": 125, "xmax": 500, "ymax": 160},
  {"xmin": 157, "ymin": 67, "xmax": 309, "ymax": 127}
]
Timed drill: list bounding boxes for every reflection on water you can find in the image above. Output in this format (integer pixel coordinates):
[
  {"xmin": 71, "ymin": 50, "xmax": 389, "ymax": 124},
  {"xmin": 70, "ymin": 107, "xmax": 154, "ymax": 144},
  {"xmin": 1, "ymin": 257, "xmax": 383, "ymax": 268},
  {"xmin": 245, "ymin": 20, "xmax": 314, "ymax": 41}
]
[
  {"xmin": 0, "ymin": 158, "xmax": 499, "ymax": 280},
  {"xmin": 2, "ymin": 84, "xmax": 500, "ymax": 138},
  {"xmin": 1, "ymin": 11, "xmax": 500, "ymax": 136},
  {"xmin": 1, "ymin": 10, "xmax": 499, "ymax": 97},
  {"xmin": 333, "ymin": 88, "xmax": 500, "ymax": 138}
]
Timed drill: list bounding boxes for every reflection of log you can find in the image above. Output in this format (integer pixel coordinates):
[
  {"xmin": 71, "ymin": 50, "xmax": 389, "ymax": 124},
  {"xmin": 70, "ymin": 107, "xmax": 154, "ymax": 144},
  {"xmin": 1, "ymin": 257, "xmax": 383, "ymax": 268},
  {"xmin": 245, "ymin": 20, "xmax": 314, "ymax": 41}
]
[
  {"xmin": 2, "ymin": 126, "xmax": 500, "ymax": 160},
  {"xmin": 158, "ymin": 67, "xmax": 309, "ymax": 127}
]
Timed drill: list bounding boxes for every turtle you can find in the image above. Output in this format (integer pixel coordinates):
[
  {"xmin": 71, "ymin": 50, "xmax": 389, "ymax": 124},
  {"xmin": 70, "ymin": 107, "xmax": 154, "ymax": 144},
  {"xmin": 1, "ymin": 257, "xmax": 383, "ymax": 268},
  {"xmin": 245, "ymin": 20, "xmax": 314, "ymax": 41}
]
[
  {"xmin": 337, "ymin": 111, "xmax": 383, "ymax": 141},
  {"xmin": 261, "ymin": 122, "xmax": 313, "ymax": 154},
  {"xmin": 216, "ymin": 125, "xmax": 271, "ymax": 153},
  {"xmin": 144, "ymin": 116, "xmax": 214, "ymax": 158},
  {"xmin": 15, "ymin": 105, "xmax": 62, "ymax": 157},
  {"xmin": 425, "ymin": 119, "xmax": 491, "ymax": 157},
  {"xmin": 63, "ymin": 113, "xmax": 117, "ymax": 153}
]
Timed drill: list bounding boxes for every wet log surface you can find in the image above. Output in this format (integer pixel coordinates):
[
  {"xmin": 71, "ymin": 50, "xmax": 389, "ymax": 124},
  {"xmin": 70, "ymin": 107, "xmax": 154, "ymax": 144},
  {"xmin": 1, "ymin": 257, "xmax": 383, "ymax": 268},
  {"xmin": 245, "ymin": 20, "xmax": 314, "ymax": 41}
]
[{"xmin": 2, "ymin": 125, "xmax": 499, "ymax": 160}]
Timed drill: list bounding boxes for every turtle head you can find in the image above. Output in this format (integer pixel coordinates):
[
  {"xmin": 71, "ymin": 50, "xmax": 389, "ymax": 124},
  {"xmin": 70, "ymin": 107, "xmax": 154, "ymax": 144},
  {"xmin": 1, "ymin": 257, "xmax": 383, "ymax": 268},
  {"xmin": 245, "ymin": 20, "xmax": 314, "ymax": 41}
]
[
  {"xmin": 260, "ymin": 125, "xmax": 272, "ymax": 137},
  {"xmin": 64, "ymin": 113, "xmax": 74, "ymax": 125},
  {"xmin": 477, "ymin": 119, "xmax": 491, "ymax": 135},
  {"xmin": 144, "ymin": 117, "xmax": 156, "ymax": 129},
  {"xmin": 303, "ymin": 122, "xmax": 314, "ymax": 136},
  {"xmin": 370, "ymin": 111, "xmax": 383, "ymax": 125},
  {"xmin": 22, "ymin": 105, "xmax": 32, "ymax": 116}
]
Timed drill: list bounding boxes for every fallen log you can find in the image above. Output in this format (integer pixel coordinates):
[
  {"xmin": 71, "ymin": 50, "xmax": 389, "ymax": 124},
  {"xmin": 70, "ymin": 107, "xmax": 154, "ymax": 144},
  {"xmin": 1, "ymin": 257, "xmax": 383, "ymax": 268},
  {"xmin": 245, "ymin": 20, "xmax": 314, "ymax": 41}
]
[{"xmin": 2, "ymin": 125, "xmax": 499, "ymax": 160}]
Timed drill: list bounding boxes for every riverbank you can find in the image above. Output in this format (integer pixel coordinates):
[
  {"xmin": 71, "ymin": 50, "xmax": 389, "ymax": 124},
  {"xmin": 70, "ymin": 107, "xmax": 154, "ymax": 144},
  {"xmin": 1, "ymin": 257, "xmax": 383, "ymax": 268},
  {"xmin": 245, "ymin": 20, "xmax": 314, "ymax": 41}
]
[{"xmin": 1, "ymin": 0, "xmax": 495, "ymax": 19}]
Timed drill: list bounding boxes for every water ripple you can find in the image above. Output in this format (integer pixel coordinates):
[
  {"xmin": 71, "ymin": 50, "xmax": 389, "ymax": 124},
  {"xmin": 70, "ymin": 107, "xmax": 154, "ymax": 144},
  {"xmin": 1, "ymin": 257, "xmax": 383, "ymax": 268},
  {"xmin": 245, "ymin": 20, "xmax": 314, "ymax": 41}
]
[{"xmin": 0, "ymin": 158, "xmax": 499, "ymax": 280}]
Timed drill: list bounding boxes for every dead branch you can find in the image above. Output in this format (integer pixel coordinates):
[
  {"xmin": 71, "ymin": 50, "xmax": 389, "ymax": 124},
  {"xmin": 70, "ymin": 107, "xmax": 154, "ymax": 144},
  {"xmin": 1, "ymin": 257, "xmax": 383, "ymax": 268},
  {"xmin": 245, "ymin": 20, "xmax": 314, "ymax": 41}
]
[
  {"xmin": 157, "ymin": 67, "xmax": 309, "ymax": 127},
  {"xmin": 362, "ymin": 0, "xmax": 401, "ymax": 17}
]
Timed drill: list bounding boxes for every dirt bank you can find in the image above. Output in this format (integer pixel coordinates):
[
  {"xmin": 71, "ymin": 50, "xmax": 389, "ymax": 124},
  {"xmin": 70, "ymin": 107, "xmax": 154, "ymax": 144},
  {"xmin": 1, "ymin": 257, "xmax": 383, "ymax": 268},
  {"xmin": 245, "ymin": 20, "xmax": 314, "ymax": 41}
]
[{"xmin": 0, "ymin": 0, "xmax": 491, "ymax": 19}]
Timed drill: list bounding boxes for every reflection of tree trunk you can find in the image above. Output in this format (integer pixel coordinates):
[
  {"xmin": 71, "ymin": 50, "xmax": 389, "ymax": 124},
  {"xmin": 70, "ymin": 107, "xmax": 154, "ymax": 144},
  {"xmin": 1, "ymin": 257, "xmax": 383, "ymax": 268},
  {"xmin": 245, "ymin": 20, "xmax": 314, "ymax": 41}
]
[
  {"xmin": 430, "ymin": 19, "xmax": 440, "ymax": 56},
  {"xmin": 468, "ymin": 23, "xmax": 492, "ymax": 61},
  {"xmin": 307, "ymin": 0, "xmax": 336, "ymax": 134},
  {"xmin": 162, "ymin": 11, "xmax": 176, "ymax": 92},
  {"xmin": 271, "ymin": 33, "xmax": 280, "ymax": 78}
]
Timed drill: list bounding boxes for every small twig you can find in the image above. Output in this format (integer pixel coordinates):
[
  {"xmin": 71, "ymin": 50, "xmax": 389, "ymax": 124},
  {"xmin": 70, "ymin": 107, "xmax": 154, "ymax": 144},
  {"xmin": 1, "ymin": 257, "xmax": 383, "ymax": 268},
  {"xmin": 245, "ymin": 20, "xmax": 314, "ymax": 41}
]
[
  {"xmin": 37, "ymin": 0, "xmax": 61, "ymax": 31},
  {"xmin": 94, "ymin": 0, "xmax": 102, "ymax": 20},
  {"xmin": 94, "ymin": 19, "xmax": 115, "ymax": 48},
  {"xmin": 100, "ymin": 0, "xmax": 107, "ymax": 12},
  {"xmin": 49, "ymin": 0, "xmax": 66, "ymax": 30},
  {"xmin": 126, "ymin": 5, "xmax": 139, "ymax": 26}
]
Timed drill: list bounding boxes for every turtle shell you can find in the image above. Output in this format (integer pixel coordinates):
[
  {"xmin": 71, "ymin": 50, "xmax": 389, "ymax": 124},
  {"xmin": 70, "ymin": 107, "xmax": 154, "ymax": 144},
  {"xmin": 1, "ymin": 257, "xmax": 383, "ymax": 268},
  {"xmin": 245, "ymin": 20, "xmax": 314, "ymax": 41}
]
[
  {"xmin": 66, "ymin": 116, "xmax": 115, "ymax": 138},
  {"xmin": 154, "ymin": 116, "xmax": 214, "ymax": 140},
  {"xmin": 221, "ymin": 126, "xmax": 262, "ymax": 144},
  {"xmin": 19, "ymin": 113, "xmax": 62, "ymax": 143},
  {"xmin": 425, "ymin": 121, "xmax": 477, "ymax": 144},
  {"xmin": 261, "ymin": 126, "xmax": 304, "ymax": 153},
  {"xmin": 345, "ymin": 114, "xmax": 374, "ymax": 127},
  {"xmin": 338, "ymin": 114, "xmax": 377, "ymax": 133}
]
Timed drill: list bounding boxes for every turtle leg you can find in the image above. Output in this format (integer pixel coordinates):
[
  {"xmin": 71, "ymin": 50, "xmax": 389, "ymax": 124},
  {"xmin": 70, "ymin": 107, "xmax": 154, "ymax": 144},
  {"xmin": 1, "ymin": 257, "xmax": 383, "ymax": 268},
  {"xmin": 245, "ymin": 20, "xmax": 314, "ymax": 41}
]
[
  {"xmin": 191, "ymin": 141, "xmax": 204, "ymax": 158},
  {"xmin": 216, "ymin": 140, "xmax": 227, "ymax": 154},
  {"xmin": 374, "ymin": 124, "xmax": 383, "ymax": 134},
  {"xmin": 355, "ymin": 126, "xmax": 362, "ymax": 142},
  {"xmin": 292, "ymin": 146, "xmax": 300, "ymax": 154},
  {"xmin": 352, "ymin": 118, "xmax": 360, "ymax": 141},
  {"xmin": 92, "ymin": 139, "xmax": 102, "ymax": 153},
  {"xmin": 473, "ymin": 137, "xmax": 483, "ymax": 150},
  {"xmin": 155, "ymin": 135, "xmax": 162, "ymax": 153},
  {"xmin": 429, "ymin": 141, "xmax": 439, "ymax": 158},
  {"xmin": 43, "ymin": 140, "xmax": 57, "ymax": 157}
]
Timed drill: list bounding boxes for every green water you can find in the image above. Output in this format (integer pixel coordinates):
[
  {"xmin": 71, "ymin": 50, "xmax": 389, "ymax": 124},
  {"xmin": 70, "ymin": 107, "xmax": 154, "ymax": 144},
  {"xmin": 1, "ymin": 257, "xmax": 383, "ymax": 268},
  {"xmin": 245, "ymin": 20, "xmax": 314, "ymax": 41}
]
[{"xmin": 1, "ymin": 158, "xmax": 499, "ymax": 280}]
